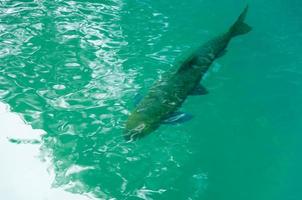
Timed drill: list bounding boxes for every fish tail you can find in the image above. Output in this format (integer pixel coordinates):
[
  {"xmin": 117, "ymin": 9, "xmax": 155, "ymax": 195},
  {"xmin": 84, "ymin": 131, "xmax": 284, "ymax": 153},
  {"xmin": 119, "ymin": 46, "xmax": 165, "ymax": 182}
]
[{"xmin": 229, "ymin": 5, "xmax": 252, "ymax": 37}]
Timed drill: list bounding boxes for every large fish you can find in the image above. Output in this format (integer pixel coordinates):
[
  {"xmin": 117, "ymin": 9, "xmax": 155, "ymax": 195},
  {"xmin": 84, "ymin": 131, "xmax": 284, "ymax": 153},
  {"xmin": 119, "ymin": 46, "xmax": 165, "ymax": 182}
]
[{"xmin": 124, "ymin": 6, "xmax": 252, "ymax": 141}]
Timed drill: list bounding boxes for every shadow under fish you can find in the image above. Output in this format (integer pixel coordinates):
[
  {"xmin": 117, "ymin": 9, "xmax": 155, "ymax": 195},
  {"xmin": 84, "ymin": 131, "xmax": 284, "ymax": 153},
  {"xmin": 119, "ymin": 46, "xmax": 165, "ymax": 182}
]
[{"xmin": 124, "ymin": 6, "xmax": 252, "ymax": 141}]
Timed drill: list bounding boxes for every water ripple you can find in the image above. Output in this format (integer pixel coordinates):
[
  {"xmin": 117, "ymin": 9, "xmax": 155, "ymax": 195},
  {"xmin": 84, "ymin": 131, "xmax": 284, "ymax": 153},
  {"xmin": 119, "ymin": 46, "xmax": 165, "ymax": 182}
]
[{"xmin": 0, "ymin": 0, "xmax": 197, "ymax": 199}]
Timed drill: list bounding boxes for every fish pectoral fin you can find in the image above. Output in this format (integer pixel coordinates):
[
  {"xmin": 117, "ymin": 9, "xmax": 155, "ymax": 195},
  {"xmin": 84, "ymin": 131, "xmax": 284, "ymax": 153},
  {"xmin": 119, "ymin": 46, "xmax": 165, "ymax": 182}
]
[
  {"xmin": 162, "ymin": 112, "xmax": 193, "ymax": 125},
  {"xmin": 133, "ymin": 93, "xmax": 143, "ymax": 106},
  {"xmin": 190, "ymin": 84, "xmax": 209, "ymax": 96}
]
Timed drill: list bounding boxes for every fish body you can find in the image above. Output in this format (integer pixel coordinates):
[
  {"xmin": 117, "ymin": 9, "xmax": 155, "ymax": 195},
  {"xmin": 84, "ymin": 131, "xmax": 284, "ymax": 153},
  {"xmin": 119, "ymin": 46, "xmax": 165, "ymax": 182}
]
[{"xmin": 124, "ymin": 6, "xmax": 252, "ymax": 141}]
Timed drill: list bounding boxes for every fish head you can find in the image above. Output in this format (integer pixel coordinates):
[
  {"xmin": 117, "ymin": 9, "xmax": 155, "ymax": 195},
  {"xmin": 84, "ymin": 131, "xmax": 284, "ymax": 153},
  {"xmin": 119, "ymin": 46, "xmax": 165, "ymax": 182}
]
[{"xmin": 124, "ymin": 112, "xmax": 159, "ymax": 141}]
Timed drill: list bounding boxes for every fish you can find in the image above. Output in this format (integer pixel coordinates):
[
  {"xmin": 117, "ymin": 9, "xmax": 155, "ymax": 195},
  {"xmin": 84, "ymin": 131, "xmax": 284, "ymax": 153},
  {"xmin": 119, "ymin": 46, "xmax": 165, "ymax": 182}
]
[{"xmin": 124, "ymin": 6, "xmax": 252, "ymax": 141}]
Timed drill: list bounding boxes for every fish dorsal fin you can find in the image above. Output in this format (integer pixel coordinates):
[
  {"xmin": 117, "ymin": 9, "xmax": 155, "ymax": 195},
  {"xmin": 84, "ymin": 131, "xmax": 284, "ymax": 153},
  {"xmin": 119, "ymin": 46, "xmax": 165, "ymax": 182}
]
[
  {"xmin": 177, "ymin": 55, "xmax": 197, "ymax": 73},
  {"xmin": 175, "ymin": 47, "xmax": 199, "ymax": 73}
]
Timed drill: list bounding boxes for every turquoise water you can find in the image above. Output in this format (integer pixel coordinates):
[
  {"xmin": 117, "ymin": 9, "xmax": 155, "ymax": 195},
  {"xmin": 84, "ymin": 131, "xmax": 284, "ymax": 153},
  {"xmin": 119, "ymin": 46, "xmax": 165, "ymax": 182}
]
[{"xmin": 1, "ymin": 0, "xmax": 301, "ymax": 199}]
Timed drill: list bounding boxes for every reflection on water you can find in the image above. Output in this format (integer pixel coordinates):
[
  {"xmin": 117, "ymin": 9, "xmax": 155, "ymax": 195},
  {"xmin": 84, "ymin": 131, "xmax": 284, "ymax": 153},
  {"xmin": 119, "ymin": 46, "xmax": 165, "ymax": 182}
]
[
  {"xmin": 0, "ymin": 0, "xmax": 192, "ymax": 199},
  {"xmin": 0, "ymin": 102, "xmax": 94, "ymax": 200}
]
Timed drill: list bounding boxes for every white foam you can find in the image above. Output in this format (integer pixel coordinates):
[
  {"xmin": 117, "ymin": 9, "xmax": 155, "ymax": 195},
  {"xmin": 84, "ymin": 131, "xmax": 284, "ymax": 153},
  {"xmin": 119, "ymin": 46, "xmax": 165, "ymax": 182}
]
[{"xmin": 0, "ymin": 102, "xmax": 92, "ymax": 200}]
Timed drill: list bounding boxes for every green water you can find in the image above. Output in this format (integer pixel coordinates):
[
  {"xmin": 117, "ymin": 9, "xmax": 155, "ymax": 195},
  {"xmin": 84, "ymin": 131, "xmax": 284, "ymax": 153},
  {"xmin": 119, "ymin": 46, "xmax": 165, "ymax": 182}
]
[{"xmin": 1, "ymin": 0, "xmax": 301, "ymax": 199}]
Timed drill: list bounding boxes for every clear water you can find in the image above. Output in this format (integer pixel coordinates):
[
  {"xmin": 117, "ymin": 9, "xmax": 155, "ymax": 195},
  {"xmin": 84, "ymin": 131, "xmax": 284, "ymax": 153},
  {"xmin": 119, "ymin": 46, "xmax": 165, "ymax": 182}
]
[{"xmin": 0, "ymin": 0, "xmax": 301, "ymax": 199}]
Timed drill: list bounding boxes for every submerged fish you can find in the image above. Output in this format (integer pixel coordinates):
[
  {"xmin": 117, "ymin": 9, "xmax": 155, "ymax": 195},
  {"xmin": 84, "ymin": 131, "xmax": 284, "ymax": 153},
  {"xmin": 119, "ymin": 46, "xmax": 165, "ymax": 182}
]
[{"xmin": 124, "ymin": 6, "xmax": 252, "ymax": 141}]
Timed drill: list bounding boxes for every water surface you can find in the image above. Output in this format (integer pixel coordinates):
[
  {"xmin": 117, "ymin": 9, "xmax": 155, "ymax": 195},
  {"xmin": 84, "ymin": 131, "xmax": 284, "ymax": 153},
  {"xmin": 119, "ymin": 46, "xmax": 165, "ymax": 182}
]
[{"xmin": 0, "ymin": 0, "xmax": 301, "ymax": 199}]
